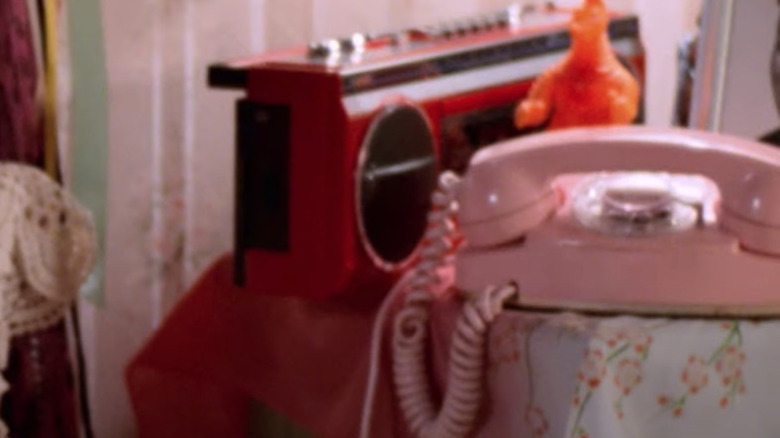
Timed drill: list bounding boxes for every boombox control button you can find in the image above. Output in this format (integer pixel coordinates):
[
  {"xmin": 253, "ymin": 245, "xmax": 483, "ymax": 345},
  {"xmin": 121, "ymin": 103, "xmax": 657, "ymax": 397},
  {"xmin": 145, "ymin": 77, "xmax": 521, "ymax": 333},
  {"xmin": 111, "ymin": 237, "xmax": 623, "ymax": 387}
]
[
  {"xmin": 439, "ymin": 25, "xmax": 454, "ymax": 39},
  {"xmin": 498, "ymin": 4, "xmax": 525, "ymax": 28},
  {"xmin": 477, "ymin": 15, "xmax": 496, "ymax": 30},
  {"xmin": 407, "ymin": 27, "xmax": 435, "ymax": 42},
  {"xmin": 452, "ymin": 22, "xmax": 469, "ymax": 36},
  {"xmin": 466, "ymin": 19, "xmax": 484, "ymax": 33},
  {"xmin": 453, "ymin": 20, "xmax": 480, "ymax": 36},
  {"xmin": 307, "ymin": 39, "xmax": 341, "ymax": 58},
  {"xmin": 494, "ymin": 13, "xmax": 510, "ymax": 28},
  {"xmin": 340, "ymin": 33, "xmax": 367, "ymax": 53}
]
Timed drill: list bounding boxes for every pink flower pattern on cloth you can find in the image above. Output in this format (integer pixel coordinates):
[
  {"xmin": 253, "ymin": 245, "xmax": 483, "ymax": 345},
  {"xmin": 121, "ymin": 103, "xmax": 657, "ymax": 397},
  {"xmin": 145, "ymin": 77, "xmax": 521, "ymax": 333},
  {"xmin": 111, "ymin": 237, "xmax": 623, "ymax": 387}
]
[
  {"xmin": 681, "ymin": 356, "xmax": 709, "ymax": 395},
  {"xmin": 715, "ymin": 345, "xmax": 745, "ymax": 386},
  {"xmin": 620, "ymin": 327, "xmax": 653, "ymax": 354},
  {"xmin": 578, "ymin": 348, "xmax": 607, "ymax": 389},
  {"xmin": 613, "ymin": 357, "xmax": 642, "ymax": 396}
]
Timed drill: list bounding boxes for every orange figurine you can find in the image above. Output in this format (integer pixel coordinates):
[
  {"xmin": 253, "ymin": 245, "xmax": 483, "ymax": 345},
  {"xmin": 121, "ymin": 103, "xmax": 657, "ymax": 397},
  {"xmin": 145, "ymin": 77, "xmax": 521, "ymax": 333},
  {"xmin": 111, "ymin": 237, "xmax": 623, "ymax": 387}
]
[{"xmin": 514, "ymin": 0, "xmax": 640, "ymax": 130}]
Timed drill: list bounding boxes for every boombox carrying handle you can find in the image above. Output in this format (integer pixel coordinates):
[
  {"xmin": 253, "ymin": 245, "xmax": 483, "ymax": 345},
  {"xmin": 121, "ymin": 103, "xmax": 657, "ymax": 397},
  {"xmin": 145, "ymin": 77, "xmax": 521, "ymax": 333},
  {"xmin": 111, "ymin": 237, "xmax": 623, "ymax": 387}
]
[{"xmin": 457, "ymin": 126, "xmax": 780, "ymax": 255}]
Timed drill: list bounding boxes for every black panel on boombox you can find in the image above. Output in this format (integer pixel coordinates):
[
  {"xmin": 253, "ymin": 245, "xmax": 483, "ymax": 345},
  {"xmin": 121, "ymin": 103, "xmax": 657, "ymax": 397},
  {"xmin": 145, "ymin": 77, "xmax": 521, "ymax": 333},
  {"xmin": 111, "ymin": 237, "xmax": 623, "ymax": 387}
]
[{"xmin": 235, "ymin": 100, "xmax": 291, "ymax": 283}]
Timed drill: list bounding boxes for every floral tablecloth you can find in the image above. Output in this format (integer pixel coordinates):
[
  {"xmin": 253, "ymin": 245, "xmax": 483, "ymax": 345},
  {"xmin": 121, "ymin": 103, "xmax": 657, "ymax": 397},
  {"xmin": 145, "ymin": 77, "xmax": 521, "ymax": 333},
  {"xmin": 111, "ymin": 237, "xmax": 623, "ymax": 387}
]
[{"xmin": 480, "ymin": 312, "xmax": 772, "ymax": 438}]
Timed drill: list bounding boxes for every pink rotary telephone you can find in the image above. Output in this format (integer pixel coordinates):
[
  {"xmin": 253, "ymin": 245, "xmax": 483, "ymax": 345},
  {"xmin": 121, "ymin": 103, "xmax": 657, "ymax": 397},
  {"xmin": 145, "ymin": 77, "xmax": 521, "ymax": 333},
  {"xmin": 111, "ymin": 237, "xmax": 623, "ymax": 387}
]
[
  {"xmin": 362, "ymin": 126, "xmax": 780, "ymax": 438},
  {"xmin": 457, "ymin": 125, "xmax": 780, "ymax": 315}
]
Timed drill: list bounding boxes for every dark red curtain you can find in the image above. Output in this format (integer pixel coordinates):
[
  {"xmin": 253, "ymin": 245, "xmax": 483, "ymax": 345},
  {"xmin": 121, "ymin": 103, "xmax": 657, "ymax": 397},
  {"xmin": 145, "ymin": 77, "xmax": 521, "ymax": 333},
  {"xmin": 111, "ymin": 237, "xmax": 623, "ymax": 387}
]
[
  {"xmin": 0, "ymin": 0, "xmax": 44, "ymax": 165},
  {"xmin": 0, "ymin": 1, "xmax": 80, "ymax": 437}
]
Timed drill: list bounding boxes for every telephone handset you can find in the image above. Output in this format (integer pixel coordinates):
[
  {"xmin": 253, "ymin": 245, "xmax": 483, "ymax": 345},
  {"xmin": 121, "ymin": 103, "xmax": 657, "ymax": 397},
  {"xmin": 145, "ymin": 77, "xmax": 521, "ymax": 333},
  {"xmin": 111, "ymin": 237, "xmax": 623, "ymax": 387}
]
[
  {"xmin": 455, "ymin": 126, "xmax": 780, "ymax": 316},
  {"xmin": 458, "ymin": 125, "xmax": 780, "ymax": 253},
  {"xmin": 361, "ymin": 126, "xmax": 780, "ymax": 438}
]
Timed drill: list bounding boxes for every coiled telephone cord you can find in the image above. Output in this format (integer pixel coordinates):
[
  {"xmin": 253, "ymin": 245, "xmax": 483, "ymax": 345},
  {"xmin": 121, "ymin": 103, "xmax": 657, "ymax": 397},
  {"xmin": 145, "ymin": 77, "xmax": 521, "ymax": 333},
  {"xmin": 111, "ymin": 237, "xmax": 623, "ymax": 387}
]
[{"xmin": 359, "ymin": 172, "xmax": 516, "ymax": 438}]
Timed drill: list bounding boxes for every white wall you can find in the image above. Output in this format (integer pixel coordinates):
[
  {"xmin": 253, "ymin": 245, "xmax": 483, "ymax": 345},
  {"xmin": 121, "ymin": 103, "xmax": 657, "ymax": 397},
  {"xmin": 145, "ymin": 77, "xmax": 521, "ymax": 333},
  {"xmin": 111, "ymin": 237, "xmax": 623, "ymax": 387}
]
[
  {"xmin": 636, "ymin": 0, "xmax": 703, "ymax": 126},
  {"xmin": 84, "ymin": 1, "xmax": 703, "ymax": 436}
]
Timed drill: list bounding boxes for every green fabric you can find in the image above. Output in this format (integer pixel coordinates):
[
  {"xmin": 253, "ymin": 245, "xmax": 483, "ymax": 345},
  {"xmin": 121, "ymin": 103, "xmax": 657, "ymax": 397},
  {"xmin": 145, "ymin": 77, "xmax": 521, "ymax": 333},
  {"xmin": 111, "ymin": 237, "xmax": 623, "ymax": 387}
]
[{"xmin": 66, "ymin": 0, "xmax": 109, "ymax": 306}]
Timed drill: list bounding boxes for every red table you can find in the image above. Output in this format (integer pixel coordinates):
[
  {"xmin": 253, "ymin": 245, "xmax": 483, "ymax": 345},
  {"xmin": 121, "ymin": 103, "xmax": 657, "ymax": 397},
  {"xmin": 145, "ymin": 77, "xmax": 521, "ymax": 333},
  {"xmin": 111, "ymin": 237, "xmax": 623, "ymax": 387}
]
[{"xmin": 126, "ymin": 255, "xmax": 460, "ymax": 438}]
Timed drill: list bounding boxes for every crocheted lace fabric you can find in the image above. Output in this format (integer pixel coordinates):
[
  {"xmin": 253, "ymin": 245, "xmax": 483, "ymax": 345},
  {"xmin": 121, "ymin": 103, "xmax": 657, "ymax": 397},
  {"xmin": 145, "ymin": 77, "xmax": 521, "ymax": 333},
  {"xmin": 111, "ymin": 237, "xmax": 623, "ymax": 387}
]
[{"xmin": 0, "ymin": 163, "xmax": 96, "ymax": 436}]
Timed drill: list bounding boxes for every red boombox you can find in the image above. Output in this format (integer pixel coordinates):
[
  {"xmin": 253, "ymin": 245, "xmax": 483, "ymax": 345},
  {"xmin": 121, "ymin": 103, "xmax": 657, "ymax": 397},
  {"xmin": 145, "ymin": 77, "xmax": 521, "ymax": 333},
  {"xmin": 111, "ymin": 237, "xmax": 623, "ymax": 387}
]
[{"xmin": 209, "ymin": 4, "xmax": 645, "ymax": 299}]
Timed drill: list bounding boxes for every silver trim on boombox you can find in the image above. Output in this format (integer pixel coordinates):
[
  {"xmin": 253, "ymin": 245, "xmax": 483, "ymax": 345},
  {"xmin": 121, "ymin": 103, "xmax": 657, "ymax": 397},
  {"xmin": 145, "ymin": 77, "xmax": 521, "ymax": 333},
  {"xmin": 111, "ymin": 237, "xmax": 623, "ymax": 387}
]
[{"xmin": 342, "ymin": 38, "xmax": 642, "ymax": 116}]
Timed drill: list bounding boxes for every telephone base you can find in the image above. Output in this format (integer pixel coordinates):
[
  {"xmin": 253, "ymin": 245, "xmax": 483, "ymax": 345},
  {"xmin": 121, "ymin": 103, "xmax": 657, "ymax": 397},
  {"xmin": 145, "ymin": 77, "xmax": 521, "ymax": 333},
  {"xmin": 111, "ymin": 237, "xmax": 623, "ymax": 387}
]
[{"xmin": 455, "ymin": 226, "xmax": 780, "ymax": 319}]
